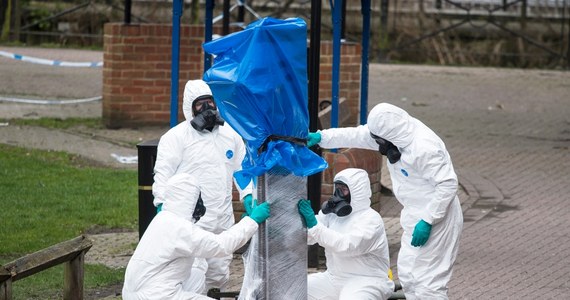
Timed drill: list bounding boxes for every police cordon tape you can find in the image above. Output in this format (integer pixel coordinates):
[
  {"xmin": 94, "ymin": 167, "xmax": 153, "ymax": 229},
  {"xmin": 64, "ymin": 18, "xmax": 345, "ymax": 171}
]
[
  {"xmin": 0, "ymin": 50, "xmax": 103, "ymax": 67},
  {"xmin": 0, "ymin": 95, "xmax": 102, "ymax": 105}
]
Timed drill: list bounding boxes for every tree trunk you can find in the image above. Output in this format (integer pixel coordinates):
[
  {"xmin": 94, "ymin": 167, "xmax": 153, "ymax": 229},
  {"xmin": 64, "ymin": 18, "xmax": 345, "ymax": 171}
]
[
  {"xmin": 0, "ymin": 0, "xmax": 10, "ymax": 41},
  {"xmin": 190, "ymin": 0, "xmax": 199, "ymax": 25},
  {"xmin": 10, "ymin": 0, "xmax": 20, "ymax": 41}
]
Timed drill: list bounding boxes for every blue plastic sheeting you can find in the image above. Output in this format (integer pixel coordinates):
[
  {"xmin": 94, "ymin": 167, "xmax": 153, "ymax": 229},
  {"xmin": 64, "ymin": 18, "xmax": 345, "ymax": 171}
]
[{"xmin": 203, "ymin": 17, "xmax": 327, "ymax": 188}]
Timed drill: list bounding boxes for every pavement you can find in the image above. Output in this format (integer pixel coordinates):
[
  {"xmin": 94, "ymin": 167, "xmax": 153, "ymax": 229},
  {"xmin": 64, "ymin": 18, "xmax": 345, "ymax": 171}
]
[{"xmin": 1, "ymin": 46, "xmax": 570, "ymax": 299}]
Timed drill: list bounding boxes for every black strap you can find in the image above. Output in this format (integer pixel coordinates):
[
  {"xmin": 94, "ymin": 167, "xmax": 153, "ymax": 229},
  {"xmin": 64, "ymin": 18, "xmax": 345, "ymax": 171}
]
[{"xmin": 259, "ymin": 134, "xmax": 308, "ymax": 153}]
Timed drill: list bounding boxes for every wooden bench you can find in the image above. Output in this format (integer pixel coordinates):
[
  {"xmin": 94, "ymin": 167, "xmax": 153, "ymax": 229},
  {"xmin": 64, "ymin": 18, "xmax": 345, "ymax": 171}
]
[{"xmin": 0, "ymin": 235, "xmax": 93, "ymax": 300}]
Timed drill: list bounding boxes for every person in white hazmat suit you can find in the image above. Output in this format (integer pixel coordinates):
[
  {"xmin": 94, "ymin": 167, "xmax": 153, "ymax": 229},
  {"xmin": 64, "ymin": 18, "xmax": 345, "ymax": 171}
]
[
  {"xmin": 307, "ymin": 103, "xmax": 463, "ymax": 299},
  {"xmin": 123, "ymin": 173, "xmax": 271, "ymax": 300},
  {"xmin": 152, "ymin": 79, "xmax": 254, "ymax": 292},
  {"xmin": 297, "ymin": 168, "xmax": 395, "ymax": 300}
]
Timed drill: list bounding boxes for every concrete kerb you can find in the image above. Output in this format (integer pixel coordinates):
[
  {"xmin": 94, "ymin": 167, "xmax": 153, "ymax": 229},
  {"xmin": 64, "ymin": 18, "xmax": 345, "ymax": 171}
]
[{"xmin": 0, "ymin": 125, "xmax": 138, "ymax": 169}]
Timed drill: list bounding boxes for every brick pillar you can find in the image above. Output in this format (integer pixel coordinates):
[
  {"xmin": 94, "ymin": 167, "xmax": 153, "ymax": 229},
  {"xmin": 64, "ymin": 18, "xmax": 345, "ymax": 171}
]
[
  {"xmin": 103, "ymin": 23, "xmax": 205, "ymax": 128},
  {"xmin": 318, "ymin": 41, "xmax": 362, "ymax": 127}
]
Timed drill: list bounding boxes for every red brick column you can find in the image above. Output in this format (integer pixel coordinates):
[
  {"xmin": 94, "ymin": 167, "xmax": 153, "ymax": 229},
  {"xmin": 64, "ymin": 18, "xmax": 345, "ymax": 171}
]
[
  {"xmin": 103, "ymin": 23, "xmax": 205, "ymax": 128},
  {"xmin": 318, "ymin": 41, "xmax": 363, "ymax": 127}
]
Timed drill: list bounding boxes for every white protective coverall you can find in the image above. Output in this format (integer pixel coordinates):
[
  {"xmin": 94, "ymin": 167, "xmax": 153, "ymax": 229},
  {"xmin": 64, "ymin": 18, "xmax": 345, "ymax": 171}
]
[
  {"xmin": 152, "ymin": 79, "xmax": 253, "ymax": 290},
  {"xmin": 307, "ymin": 168, "xmax": 395, "ymax": 300},
  {"xmin": 122, "ymin": 173, "xmax": 259, "ymax": 300},
  {"xmin": 318, "ymin": 103, "xmax": 463, "ymax": 299}
]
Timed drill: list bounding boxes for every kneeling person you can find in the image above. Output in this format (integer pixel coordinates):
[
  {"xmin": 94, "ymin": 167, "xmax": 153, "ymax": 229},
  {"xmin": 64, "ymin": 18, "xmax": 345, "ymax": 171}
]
[
  {"xmin": 298, "ymin": 168, "xmax": 394, "ymax": 300},
  {"xmin": 122, "ymin": 173, "xmax": 270, "ymax": 300}
]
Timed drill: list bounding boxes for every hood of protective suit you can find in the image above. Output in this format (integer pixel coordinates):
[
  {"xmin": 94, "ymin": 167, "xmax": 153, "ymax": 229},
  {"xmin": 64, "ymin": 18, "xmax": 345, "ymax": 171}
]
[
  {"xmin": 367, "ymin": 103, "xmax": 416, "ymax": 148},
  {"xmin": 162, "ymin": 173, "xmax": 201, "ymax": 221},
  {"xmin": 182, "ymin": 79, "xmax": 214, "ymax": 121},
  {"xmin": 333, "ymin": 168, "xmax": 371, "ymax": 213}
]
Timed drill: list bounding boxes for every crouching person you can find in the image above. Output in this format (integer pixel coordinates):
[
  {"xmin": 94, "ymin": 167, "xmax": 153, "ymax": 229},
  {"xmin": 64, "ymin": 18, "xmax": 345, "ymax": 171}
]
[
  {"xmin": 122, "ymin": 173, "xmax": 270, "ymax": 300},
  {"xmin": 298, "ymin": 168, "xmax": 394, "ymax": 300}
]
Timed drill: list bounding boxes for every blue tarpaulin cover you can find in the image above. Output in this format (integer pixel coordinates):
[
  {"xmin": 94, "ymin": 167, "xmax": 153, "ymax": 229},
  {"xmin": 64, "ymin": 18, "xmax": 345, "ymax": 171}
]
[{"xmin": 203, "ymin": 17, "xmax": 327, "ymax": 188}]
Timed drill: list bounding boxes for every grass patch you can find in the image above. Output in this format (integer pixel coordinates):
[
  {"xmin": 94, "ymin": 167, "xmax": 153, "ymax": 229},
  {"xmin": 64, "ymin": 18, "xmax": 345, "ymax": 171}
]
[
  {"xmin": 0, "ymin": 143, "xmax": 137, "ymax": 297},
  {"xmin": 0, "ymin": 143, "xmax": 137, "ymax": 255},
  {"xmin": 0, "ymin": 117, "xmax": 103, "ymax": 130}
]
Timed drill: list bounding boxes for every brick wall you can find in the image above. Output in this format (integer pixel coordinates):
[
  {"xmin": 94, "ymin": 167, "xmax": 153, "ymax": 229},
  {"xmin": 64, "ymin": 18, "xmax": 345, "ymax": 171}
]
[{"xmin": 102, "ymin": 23, "xmax": 362, "ymax": 128}]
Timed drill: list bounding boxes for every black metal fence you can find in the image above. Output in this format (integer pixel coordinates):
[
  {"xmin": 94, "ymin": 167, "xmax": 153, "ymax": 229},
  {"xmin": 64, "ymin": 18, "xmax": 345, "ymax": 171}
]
[{"xmin": 2, "ymin": 0, "xmax": 568, "ymax": 68}]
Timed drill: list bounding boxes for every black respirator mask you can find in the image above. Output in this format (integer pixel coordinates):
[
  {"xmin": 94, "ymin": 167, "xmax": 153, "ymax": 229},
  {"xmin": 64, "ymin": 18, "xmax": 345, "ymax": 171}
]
[
  {"xmin": 370, "ymin": 132, "xmax": 401, "ymax": 164},
  {"xmin": 190, "ymin": 96, "xmax": 225, "ymax": 132},
  {"xmin": 192, "ymin": 193, "xmax": 206, "ymax": 223},
  {"xmin": 321, "ymin": 182, "xmax": 352, "ymax": 217}
]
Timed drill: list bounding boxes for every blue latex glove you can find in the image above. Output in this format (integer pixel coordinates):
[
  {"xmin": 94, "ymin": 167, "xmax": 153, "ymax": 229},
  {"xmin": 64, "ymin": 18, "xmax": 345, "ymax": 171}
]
[
  {"xmin": 297, "ymin": 199, "xmax": 317, "ymax": 229},
  {"xmin": 156, "ymin": 203, "xmax": 163, "ymax": 213},
  {"xmin": 411, "ymin": 219, "xmax": 432, "ymax": 247},
  {"xmin": 249, "ymin": 202, "xmax": 271, "ymax": 224},
  {"xmin": 307, "ymin": 132, "xmax": 321, "ymax": 148},
  {"xmin": 243, "ymin": 194, "xmax": 255, "ymax": 216}
]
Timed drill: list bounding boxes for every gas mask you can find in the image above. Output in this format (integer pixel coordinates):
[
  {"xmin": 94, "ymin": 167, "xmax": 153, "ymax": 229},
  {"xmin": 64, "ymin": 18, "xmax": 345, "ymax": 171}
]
[
  {"xmin": 192, "ymin": 193, "xmax": 207, "ymax": 223},
  {"xmin": 370, "ymin": 132, "xmax": 401, "ymax": 164},
  {"xmin": 190, "ymin": 95, "xmax": 225, "ymax": 132},
  {"xmin": 321, "ymin": 181, "xmax": 352, "ymax": 217}
]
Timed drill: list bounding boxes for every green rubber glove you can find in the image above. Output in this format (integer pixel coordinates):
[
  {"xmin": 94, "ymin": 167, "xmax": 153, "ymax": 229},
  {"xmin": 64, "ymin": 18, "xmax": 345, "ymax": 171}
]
[
  {"xmin": 156, "ymin": 203, "xmax": 163, "ymax": 213},
  {"xmin": 249, "ymin": 202, "xmax": 271, "ymax": 224},
  {"xmin": 297, "ymin": 199, "xmax": 317, "ymax": 229},
  {"xmin": 243, "ymin": 194, "xmax": 255, "ymax": 216},
  {"xmin": 307, "ymin": 132, "xmax": 322, "ymax": 148},
  {"xmin": 411, "ymin": 219, "xmax": 432, "ymax": 247}
]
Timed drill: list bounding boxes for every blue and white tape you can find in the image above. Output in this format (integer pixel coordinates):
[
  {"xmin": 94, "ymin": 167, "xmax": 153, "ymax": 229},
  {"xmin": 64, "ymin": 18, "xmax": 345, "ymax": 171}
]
[
  {"xmin": 0, "ymin": 50, "xmax": 103, "ymax": 67},
  {"xmin": 0, "ymin": 95, "xmax": 102, "ymax": 105}
]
